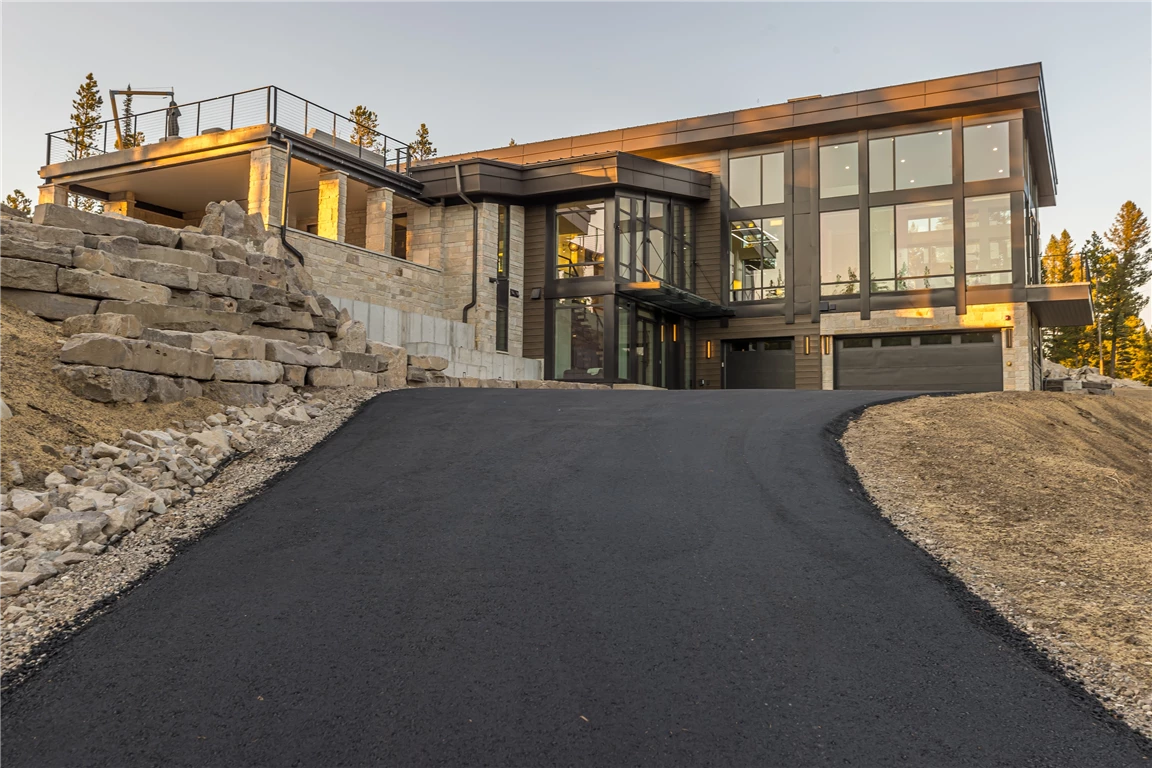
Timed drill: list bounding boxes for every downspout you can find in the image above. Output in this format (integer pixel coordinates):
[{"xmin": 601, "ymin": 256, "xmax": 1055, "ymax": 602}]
[
  {"xmin": 278, "ymin": 138, "xmax": 307, "ymax": 266},
  {"xmin": 455, "ymin": 163, "xmax": 479, "ymax": 323}
]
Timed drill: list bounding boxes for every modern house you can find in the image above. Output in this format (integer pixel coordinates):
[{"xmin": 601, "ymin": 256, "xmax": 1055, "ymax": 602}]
[{"xmin": 36, "ymin": 63, "xmax": 1091, "ymax": 391}]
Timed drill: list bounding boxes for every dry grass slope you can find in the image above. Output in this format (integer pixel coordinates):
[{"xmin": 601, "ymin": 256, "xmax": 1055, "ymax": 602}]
[
  {"xmin": 843, "ymin": 391, "xmax": 1152, "ymax": 737},
  {"xmin": 1, "ymin": 300, "xmax": 221, "ymax": 486}
]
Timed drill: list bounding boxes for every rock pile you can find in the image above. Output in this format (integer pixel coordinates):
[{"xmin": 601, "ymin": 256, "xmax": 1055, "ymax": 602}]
[
  {"xmin": 1042, "ymin": 360, "xmax": 1149, "ymax": 394},
  {"xmin": 0, "ymin": 393, "xmax": 336, "ymax": 597}
]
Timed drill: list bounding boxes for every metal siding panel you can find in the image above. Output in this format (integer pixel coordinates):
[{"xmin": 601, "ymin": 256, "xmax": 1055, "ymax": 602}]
[{"xmin": 522, "ymin": 205, "xmax": 547, "ymax": 361}]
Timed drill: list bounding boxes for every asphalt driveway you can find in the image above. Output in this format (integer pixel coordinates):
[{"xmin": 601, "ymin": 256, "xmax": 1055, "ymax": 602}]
[{"xmin": 2, "ymin": 389, "xmax": 1147, "ymax": 766}]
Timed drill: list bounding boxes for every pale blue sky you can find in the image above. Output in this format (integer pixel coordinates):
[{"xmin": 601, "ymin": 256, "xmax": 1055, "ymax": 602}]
[{"xmin": 3, "ymin": 2, "xmax": 1150, "ymax": 319}]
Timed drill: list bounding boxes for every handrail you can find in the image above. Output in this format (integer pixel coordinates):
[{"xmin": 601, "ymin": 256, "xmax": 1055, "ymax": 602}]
[{"xmin": 45, "ymin": 85, "xmax": 413, "ymax": 175}]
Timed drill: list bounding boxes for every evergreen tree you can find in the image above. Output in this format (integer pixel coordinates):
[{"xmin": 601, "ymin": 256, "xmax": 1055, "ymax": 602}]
[
  {"xmin": 1114, "ymin": 316, "xmax": 1152, "ymax": 384},
  {"xmin": 1098, "ymin": 201, "xmax": 1151, "ymax": 377},
  {"xmin": 5, "ymin": 189, "xmax": 32, "ymax": 215},
  {"xmin": 509, "ymin": 138, "xmax": 517, "ymax": 147},
  {"xmin": 115, "ymin": 85, "xmax": 146, "ymax": 149},
  {"xmin": 66, "ymin": 73, "xmax": 104, "ymax": 211},
  {"xmin": 1041, "ymin": 230, "xmax": 1091, "ymax": 365},
  {"xmin": 410, "ymin": 123, "xmax": 437, "ymax": 161},
  {"xmin": 349, "ymin": 105, "xmax": 379, "ymax": 150},
  {"xmin": 1040, "ymin": 229, "xmax": 1078, "ymax": 283}
]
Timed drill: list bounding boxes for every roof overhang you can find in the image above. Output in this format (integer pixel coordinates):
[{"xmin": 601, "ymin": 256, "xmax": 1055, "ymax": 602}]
[
  {"xmin": 619, "ymin": 281, "xmax": 734, "ymax": 318},
  {"xmin": 412, "ymin": 152, "xmax": 713, "ymax": 203},
  {"xmin": 1027, "ymin": 282, "xmax": 1093, "ymax": 326}
]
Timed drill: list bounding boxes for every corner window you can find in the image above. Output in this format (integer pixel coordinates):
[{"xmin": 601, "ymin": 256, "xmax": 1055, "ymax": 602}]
[
  {"xmin": 553, "ymin": 296, "xmax": 605, "ymax": 379},
  {"xmin": 671, "ymin": 202, "xmax": 694, "ymax": 289},
  {"xmin": 870, "ymin": 200, "xmax": 955, "ymax": 291},
  {"xmin": 965, "ymin": 194, "xmax": 1012, "ymax": 286},
  {"xmin": 730, "ymin": 217, "xmax": 785, "ymax": 301},
  {"xmin": 869, "ymin": 130, "xmax": 952, "ymax": 192},
  {"xmin": 555, "ymin": 201, "xmax": 606, "ymax": 279},
  {"xmin": 820, "ymin": 143, "xmax": 858, "ymax": 198},
  {"xmin": 964, "ymin": 122, "xmax": 1010, "ymax": 182},
  {"xmin": 820, "ymin": 209, "xmax": 860, "ymax": 296},
  {"xmin": 729, "ymin": 152, "xmax": 784, "ymax": 208},
  {"xmin": 391, "ymin": 214, "xmax": 408, "ymax": 260}
]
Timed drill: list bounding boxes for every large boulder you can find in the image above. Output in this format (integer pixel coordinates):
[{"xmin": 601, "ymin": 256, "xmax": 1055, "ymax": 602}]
[
  {"xmin": 246, "ymin": 325, "xmax": 310, "ymax": 345},
  {"xmin": 198, "ymin": 331, "xmax": 266, "ymax": 360},
  {"xmin": 264, "ymin": 340, "xmax": 340, "ymax": 368},
  {"xmin": 84, "ymin": 234, "xmax": 137, "ymax": 258},
  {"xmin": 34, "ymin": 204, "xmax": 180, "ymax": 247},
  {"xmin": 54, "ymin": 364, "xmax": 152, "ymax": 403},
  {"xmin": 147, "ymin": 375, "xmax": 204, "ymax": 404},
  {"xmin": 196, "ymin": 272, "xmax": 251, "ymax": 300},
  {"xmin": 61, "ymin": 313, "xmax": 143, "ymax": 338},
  {"xmin": 201, "ymin": 380, "xmax": 265, "ymax": 406},
  {"xmin": 121, "ymin": 259, "xmax": 199, "ymax": 291},
  {"xmin": 60, "ymin": 334, "xmax": 215, "ymax": 379},
  {"xmin": 58, "ymin": 268, "xmax": 171, "ymax": 304},
  {"xmin": 0, "ymin": 288, "xmax": 98, "ymax": 320},
  {"xmin": 408, "ymin": 354, "xmax": 449, "ymax": 372},
  {"xmin": 333, "ymin": 320, "xmax": 366, "ymax": 354},
  {"xmin": 1, "ymin": 257, "xmax": 58, "ymax": 291},
  {"xmin": 135, "ymin": 243, "xmax": 215, "ymax": 273},
  {"xmin": 306, "ymin": 367, "xmax": 355, "ymax": 387},
  {"xmin": 1, "ymin": 218, "xmax": 85, "ymax": 248},
  {"xmin": 98, "ymin": 300, "xmax": 254, "ymax": 334},
  {"xmin": 0, "ymin": 235, "xmax": 74, "ymax": 266},
  {"xmin": 339, "ymin": 352, "xmax": 380, "ymax": 373},
  {"xmin": 212, "ymin": 359, "xmax": 283, "ymax": 384},
  {"xmin": 178, "ymin": 231, "xmax": 247, "ymax": 262}
]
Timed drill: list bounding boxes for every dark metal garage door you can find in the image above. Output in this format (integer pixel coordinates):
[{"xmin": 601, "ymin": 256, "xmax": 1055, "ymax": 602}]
[
  {"xmin": 834, "ymin": 331, "xmax": 1002, "ymax": 391},
  {"xmin": 725, "ymin": 339, "xmax": 795, "ymax": 389}
]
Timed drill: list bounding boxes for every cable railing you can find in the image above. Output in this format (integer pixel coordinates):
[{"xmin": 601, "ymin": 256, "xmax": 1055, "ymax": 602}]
[{"xmin": 45, "ymin": 86, "xmax": 413, "ymax": 175}]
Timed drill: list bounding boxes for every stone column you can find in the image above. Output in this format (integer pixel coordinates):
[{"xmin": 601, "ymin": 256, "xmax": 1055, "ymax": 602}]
[
  {"xmin": 247, "ymin": 145, "xmax": 288, "ymax": 228},
  {"xmin": 104, "ymin": 191, "xmax": 137, "ymax": 217},
  {"xmin": 317, "ymin": 171, "xmax": 348, "ymax": 243},
  {"xmin": 364, "ymin": 187, "xmax": 394, "ymax": 256},
  {"xmin": 37, "ymin": 184, "xmax": 69, "ymax": 206}
]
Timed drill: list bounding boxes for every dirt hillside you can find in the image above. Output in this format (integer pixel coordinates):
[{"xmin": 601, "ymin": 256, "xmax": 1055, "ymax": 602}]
[
  {"xmin": 843, "ymin": 391, "xmax": 1152, "ymax": 736},
  {"xmin": 1, "ymin": 299, "xmax": 221, "ymax": 487}
]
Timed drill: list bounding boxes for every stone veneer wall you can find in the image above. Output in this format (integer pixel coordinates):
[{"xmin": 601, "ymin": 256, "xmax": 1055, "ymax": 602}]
[{"xmin": 818, "ymin": 302, "xmax": 1035, "ymax": 391}]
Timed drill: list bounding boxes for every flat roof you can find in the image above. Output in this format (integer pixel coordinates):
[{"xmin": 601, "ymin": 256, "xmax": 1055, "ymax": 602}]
[{"xmin": 428, "ymin": 63, "xmax": 1057, "ymax": 205}]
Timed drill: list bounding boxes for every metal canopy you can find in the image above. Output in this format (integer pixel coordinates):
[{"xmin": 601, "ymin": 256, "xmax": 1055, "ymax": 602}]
[
  {"xmin": 619, "ymin": 281, "xmax": 734, "ymax": 318},
  {"xmin": 1026, "ymin": 283, "xmax": 1094, "ymax": 327}
]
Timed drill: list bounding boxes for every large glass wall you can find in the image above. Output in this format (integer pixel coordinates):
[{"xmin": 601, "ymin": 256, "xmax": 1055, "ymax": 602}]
[
  {"xmin": 869, "ymin": 130, "xmax": 952, "ymax": 192},
  {"xmin": 868, "ymin": 201, "xmax": 955, "ymax": 291},
  {"xmin": 730, "ymin": 217, "xmax": 785, "ymax": 301},
  {"xmin": 553, "ymin": 296, "xmax": 606, "ymax": 378},
  {"xmin": 729, "ymin": 152, "xmax": 785, "ymax": 207},
  {"xmin": 556, "ymin": 201, "xmax": 606, "ymax": 279},
  {"xmin": 819, "ymin": 143, "xmax": 858, "ymax": 198},
  {"xmin": 820, "ymin": 209, "xmax": 860, "ymax": 296},
  {"xmin": 617, "ymin": 196, "xmax": 694, "ymax": 288},
  {"xmin": 495, "ymin": 205, "xmax": 510, "ymax": 352},
  {"xmin": 965, "ymin": 194, "xmax": 1012, "ymax": 285},
  {"xmin": 964, "ymin": 122, "xmax": 1010, "ymax": 182}
]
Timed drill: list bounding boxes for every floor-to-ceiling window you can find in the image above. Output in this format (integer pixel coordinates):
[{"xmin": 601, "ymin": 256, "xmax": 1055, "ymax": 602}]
[
  {"xmin": 730, "ymin": 217, "xmax": 785, "ymax": 301},
  {"xmin": 553, "ymin": 296, "xmax": 606, "ymax": 379},
  {"xmin": 556, "ymin": 201, "xmax": 606, "ymax": 279},
  {"xmin": 495, "ymin": 205, "xmax": 510, "ymax": 352}
]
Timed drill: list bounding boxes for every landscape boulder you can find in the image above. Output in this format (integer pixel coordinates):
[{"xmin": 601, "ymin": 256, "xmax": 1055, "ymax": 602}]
[
  {"xmin": 0, "ymin": 235, "xmax": 74, "ymax": 266},
  {"xmin": 57, "ymin": 269, "xmax": 171, "ymax": 304},
  {"xmin": 61, "ymin": 313, "xmax": 142, "ymax": 339},
  {"xmin": 34, "ymin": 204, "xmax": 180, "ymax": 247},
  {"xmin": 0, "ymin": 257, "xmax": 59, "ymax": 292},
  {"xmin": 333, "ymin": 320, "xmax": 366, "ymax": 354},
  {"xmin": 54, "ymin": 364, "xmax": 153, "ymax": 403},
  {"xmin": 60, "ymin": 334, "xmax": 215, "ymax": 380},
  {"xmin": 0, "ymin": 289, "xmax": 98, "ymax": 321},
  {"xmin": 306, "ymin": 367, "xmax": 355, "ymax": 387},
  {"xmin": 212, "ymin": 359, "xmax": 284, "ymax": 384}
]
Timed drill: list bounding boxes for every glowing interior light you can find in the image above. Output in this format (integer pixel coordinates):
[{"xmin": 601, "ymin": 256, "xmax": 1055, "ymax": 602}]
[{"xmin": 992, "ymin": 147, "xmax": 998, "ymax": 151}]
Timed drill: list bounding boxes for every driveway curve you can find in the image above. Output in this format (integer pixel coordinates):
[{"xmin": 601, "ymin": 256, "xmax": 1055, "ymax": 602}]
[{"xmin": 2, "ymin": 389, "xmax": 1147, "ymax": 766}]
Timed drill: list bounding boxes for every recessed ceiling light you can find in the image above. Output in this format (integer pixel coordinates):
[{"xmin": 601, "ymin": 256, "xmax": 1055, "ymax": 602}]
[
  {"xmin": 938, "ymin": 131, "xmax": 943, "ymax": 135},
  {"xmin": 998, "ymin": 169, "xmax": 1004, "ymax": 174},
  {"xmin": 833, "ymin": 145, "xmax": 839, "ymax": 149},
  {"xmin": 987, "ymin": 125, "xmax": 992, "ymax": 128},
  {"xmin": 845, "ymin": 165, "xmax": 850, "ymax": 169},
  {"xmin": 992, "ymin": 147, "xmax": 998, "ymax": 151},
  {"xmin": 900, "ymin": 159, "xmax": 906, "ymax": 163}
]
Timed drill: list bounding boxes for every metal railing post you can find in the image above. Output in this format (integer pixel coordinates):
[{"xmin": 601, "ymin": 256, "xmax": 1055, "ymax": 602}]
[
  {"xmin": 230, "ymin": 95, "xmax": 235, "ymax": 130},
  {"xmin": 304, "ymin": 102, "xmax": 308, "ymax": 134},
  {"xmin": 265, "ymin": 88, "xmax": 271, "ymax": 125},
  {"xmin": 272, "ymin": 87, "xmax": 278, "ymax": 126},
  {"xmin": 196, "ymin": 103, "xmax": 201, "ymax": 136},
  {"xmin": 46, "ymin": 136, "xmax": 51, "ymax": 166},
  {"xmin": 103, "ymin": 124, "xmax": 108, "ymax": 152},
  {"xmin": 331, "ymin": 114, "xmax": 336, "ymax": 147}
]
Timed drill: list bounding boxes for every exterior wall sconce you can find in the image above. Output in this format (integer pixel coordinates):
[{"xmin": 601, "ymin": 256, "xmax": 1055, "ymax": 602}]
[
  {"xmin": 821, "ymin": 335, "xmax": 833, "ymax": 355},
  {"xmin": 804, "ymin": 336, "xmax": 811, "ymax": 355},
  {"xmin": 1004, "ymin": 328, "xmax": 1014, "ymax": 348},
  {"xmin": 705, "ymin": 340, "xmax": 713, "ymax": 359},
  {"xmin": 529, "ymin": 287, "xmax": 542, "ymax": 300}
]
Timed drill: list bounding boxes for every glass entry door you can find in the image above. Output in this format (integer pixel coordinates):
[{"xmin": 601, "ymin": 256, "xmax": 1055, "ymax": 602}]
[{"xmin": 637, "ymin": 310, "xmax": 659, "ymax": 386}]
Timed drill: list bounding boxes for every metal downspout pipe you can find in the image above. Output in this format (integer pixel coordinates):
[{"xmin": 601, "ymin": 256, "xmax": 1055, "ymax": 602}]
[
  {"xmin": 278, "ymin": 138, "xmax": 307, "ymax": 266},
  {"xmin": 455, "ymin": 163, "xmax": 479, "ymax": 323}
]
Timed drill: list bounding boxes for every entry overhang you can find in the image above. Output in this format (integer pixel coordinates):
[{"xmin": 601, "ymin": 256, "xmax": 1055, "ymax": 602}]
[
  {"xmin": 1026, "ymin": 282, "xmax": 1093, "ymax": 326},
  {"xmin": 619, "ymin": 281, "xmax": 734, "ymax": 319}
]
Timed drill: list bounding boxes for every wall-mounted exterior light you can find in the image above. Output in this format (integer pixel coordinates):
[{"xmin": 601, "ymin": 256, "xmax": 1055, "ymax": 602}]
[{"xmin": 706, "ymin": 340, "xmax": 713, "ymax": 359}]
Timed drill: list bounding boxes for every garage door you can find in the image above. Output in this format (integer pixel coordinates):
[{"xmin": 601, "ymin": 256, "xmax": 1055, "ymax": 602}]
[
  {"xmin": 725, "ymin": 339, "xmax": 795, "ymax": 389},
  {"xmin": 834, "ymin": 331, "xmax": 1002, "ymax": 392}
]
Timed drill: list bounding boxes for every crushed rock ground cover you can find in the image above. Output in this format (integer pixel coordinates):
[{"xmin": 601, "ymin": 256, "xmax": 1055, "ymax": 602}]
[
  {"xmin": 842, "ymin": 391, "xmax": 1152, "ymax": 738},
  {"xmin": 1, "ymin": 387, "xmax": 376, "ymax": 687}
]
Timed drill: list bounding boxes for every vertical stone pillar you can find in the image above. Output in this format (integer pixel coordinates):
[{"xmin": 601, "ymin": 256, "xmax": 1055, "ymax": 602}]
[
  {"xmin": 37, "ymin": 184, "xmax": 69, "ymax": 206},
  {"xmin": 317, "ymin": 171, "xmax": 348, "ymax": 243},
  {"xmin": 365, "ymin": 187, "xmax": 394, "ymax": 255},
  {"xmin": 247, "ymin": 145, "xmax": 288, "ymax": 228},
  {"xmin": 104, "ymin": 191, "xmax": 137, "ymax": 217}
]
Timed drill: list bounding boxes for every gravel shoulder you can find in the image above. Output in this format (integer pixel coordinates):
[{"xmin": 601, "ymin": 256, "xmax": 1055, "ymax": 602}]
[
  {"xmin": 842, "ymin": 391, "xmax": 1152, "ymax": 738},
  {"xmin": 1, "ymin": 387, "xmax": 376, "ymax": 687}
]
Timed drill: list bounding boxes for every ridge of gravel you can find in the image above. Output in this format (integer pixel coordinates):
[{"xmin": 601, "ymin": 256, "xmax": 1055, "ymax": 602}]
[{"xmin": 1, "ymin": 387, "xmax": 378, "ymax": 691}]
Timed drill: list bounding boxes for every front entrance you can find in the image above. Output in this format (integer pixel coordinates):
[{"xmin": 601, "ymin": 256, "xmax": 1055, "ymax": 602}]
[{"xmin": 724, "ymin": 338, "xmax": 796, "ymax": 389}]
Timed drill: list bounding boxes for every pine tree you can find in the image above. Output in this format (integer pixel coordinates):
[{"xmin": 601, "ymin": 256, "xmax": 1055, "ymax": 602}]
[
  {"xmin": 115, "ymin": 85, "xmax": 145, "ymax": 150},
  {"xmin": 66, "ymin": 73, "xmax": 105, "ymax": 211},
  {"xmin": 349, "ymin": 105, "xmax": 379, "ymax": 150},
  {"xmin": 1041, "ymin": 230, "xmax": 1090, "ymax": 364},
  {"xmin": 509, "ymin": 138, "xmax": 517, "ymax": 147},
  {"xmin": 1113, "ymin": 316, "xmax": 1152, "ymax": 384},
  {"xmin": 410, "ymin": 123, "xmax": 437, "ymax": 161},
  {"xmin": 5, "ymin": 189, "xmax": 32, "ymax": 215},
  {"xmin": 1040, "ymin": 229, "xmax": 1078, "ymax": 283},
  {"xmin": 1098, "ymin": 201, "xmax": 1152, "ymax": 377}
]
